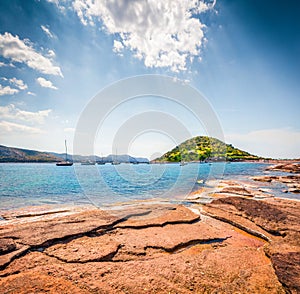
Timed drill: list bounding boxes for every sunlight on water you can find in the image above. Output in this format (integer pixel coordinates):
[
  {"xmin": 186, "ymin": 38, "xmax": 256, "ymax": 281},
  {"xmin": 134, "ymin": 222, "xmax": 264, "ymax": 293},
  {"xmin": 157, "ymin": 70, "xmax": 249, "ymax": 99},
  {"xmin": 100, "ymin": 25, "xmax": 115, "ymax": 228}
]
[{"xmin": 0, "ymin": 162, "xmax": 294, "ymax": 210}]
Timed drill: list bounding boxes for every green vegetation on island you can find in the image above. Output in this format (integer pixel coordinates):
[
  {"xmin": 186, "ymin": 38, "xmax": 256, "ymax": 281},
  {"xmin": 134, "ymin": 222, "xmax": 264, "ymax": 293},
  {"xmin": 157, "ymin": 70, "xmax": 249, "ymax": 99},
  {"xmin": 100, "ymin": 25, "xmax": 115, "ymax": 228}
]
[
  {"xmin": 152, "ymin": 136, "xmax": 262, "ymax": 163},
  {"xmin": 0, "ymin": 137, "xmax": 261, "ymax": 163}
]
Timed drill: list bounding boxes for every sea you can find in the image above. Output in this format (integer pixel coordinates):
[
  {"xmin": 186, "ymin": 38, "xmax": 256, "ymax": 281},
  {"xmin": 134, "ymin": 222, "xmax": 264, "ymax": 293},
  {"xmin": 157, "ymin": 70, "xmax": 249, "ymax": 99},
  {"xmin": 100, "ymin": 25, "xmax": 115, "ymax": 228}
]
[{"xmin": 0, "ymin": 162, "xmax": 297, "ymax": 211}]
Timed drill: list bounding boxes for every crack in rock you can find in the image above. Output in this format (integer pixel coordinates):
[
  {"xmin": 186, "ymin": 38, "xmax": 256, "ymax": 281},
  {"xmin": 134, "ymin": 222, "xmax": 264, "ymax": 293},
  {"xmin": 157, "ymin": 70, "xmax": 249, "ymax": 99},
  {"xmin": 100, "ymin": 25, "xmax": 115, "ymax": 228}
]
[
  {"xmin": 144, "ymin": 237, "xmax": 231, "ymax": 254},
  {"xmin": 43, "ymin": 244, "xmax": 123, "ymax": 264},
  {"xmin": 201, "ymin": 211, "xmax": 270, "ymax": 242},
  {"xmin": 0, "ymin": 206, "xmax": 199, "ymax": 270}
]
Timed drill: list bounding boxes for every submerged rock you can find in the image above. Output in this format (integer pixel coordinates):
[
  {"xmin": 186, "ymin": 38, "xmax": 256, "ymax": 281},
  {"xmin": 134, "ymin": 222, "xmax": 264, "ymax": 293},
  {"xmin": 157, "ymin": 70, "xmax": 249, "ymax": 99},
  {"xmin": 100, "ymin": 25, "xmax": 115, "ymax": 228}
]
[{"xmin": 252, "ymin": 175, "xmax": 300, "ymax": 194}]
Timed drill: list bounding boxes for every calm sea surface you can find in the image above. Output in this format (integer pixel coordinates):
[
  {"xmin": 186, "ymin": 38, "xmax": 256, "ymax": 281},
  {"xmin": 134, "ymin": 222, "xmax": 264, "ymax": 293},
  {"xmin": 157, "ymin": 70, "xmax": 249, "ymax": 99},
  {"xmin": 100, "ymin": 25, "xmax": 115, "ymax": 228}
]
[{"xmin": 0, "ymin": 162, "xmax": 297, "ymax": 210}]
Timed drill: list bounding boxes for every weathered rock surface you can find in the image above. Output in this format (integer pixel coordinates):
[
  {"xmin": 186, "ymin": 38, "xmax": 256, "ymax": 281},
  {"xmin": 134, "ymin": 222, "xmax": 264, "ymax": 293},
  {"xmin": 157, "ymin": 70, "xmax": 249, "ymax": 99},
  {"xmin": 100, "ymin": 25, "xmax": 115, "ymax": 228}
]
[
  {"xmin": 213, "ymin": 180, "xmax": 275, "ymax": 199},
  {"xmin": 0, "ymin": 238, "xmax": 16, "ymax": 254},
  {"xmin": 0, "ymin": 209, "xmax": 120, "ymax": 247},
  {"xmin": 252, "ymin": 175, "xmax": 300, "ymax": 193},
  {"xmin": 0, "ymin": 198, "xmax": 299, "ymax": 293},
  {"xmin": 266, "ymin": 162, "xmax": 300, "ymax": 173},
  {"xmin": 203, "ymin": 197, "xmax": 300, "ymax": 293}
]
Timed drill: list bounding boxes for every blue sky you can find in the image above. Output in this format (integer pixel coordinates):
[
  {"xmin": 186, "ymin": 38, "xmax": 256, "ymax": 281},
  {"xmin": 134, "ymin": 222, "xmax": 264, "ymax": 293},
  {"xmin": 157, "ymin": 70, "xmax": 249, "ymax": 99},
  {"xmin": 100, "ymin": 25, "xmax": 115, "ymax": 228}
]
[{"xmin": 0, "ymin": 0, "xmax": 299, "ymax": 159}]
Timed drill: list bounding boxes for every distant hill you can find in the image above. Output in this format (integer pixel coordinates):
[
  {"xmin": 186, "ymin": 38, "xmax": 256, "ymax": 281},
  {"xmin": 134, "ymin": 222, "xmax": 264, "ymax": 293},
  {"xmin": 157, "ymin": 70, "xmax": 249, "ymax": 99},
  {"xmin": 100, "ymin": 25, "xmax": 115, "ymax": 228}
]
[
  {"xmin": 0, "ymin": 145, "xmax": 149, "ymax": 164},
  {"xmin": 0, "ymin": 145, "xmax": 60, "ymax": 162},
  {"xmin": 50, "ymin": 152, "xmax": 149, "ymax": 164},
  {"xmin": 103, "ymin": 154, "xmax": 149, "ymax": 164},
  {"xmin": 152, "ymin": 136, "xmax": 262, "ymax": 162}
]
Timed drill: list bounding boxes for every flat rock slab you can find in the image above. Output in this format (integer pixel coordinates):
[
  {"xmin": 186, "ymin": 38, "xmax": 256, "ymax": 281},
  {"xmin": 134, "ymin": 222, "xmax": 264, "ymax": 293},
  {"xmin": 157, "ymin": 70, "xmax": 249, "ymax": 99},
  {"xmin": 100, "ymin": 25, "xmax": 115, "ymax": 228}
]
[
  {"xmin": 115, "ymin": 205, "xmax": 200, "ymax": 228},
  {"xmin": 45, "ymin": 235, "xmax": 121, "ymax": 263},
  {"xmin": 0, "ymin": 202, "xmax": 290, "ymax": 293},
  {"xmin": 45, "ymin": 221, "xmax": 230, "ymax": 263},
  {"xmin": 0, "ymin": 209, "xmax": 119, "ymax": 247},
  {"xmin": 204, "ymin": 197, "xmax": 300, "ymax": 293},
  {"xmin": 0, "ymin": 271, "xmax": 90, "ymax": 294}
]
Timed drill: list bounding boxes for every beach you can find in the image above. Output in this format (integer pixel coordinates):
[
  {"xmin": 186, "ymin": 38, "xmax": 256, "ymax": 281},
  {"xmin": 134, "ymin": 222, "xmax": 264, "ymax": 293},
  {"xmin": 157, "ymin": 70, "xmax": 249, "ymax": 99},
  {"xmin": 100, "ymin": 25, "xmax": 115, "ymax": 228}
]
[{"xmin": 0, "ymin": 162, "xmax": 299, "ymax": 293}]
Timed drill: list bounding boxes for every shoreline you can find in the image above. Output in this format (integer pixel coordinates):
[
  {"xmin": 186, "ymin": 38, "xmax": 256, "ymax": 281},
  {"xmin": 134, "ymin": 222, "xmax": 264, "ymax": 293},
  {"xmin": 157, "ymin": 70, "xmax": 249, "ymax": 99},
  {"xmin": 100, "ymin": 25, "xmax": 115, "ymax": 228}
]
[
  {"xmin": 0, "ymin": 195, "xmax": 299, "ymax": 293},
  {"xmin": 0, "ymin": 162, "xmax": 299, "ymax": 293},
  {"xmin": 1, "ymin": 158, "xmax": 299, "ymax": 165}
]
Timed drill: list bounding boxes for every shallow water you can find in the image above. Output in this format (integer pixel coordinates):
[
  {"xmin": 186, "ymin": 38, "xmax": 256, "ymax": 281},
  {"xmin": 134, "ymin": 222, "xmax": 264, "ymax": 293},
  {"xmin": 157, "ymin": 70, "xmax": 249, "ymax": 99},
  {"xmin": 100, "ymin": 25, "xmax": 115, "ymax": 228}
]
[{"xmin": 0, "ymin": 162, "xmax": 297, "ymax": 210}]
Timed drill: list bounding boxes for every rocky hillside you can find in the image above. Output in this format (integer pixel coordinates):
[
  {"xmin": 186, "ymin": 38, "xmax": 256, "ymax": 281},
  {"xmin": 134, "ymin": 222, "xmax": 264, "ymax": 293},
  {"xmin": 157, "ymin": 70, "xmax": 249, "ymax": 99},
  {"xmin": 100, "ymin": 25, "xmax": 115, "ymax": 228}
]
[
  {"xmin": 0, "ymin": 145, "xmax": 60, "ymax": 162},
  {"xmin": 0, "ymin": 145, "xmax": 149, "ymax": 163},
  {"xmin": 153, "ymin": 136, "xmax": 261, "ymax": 162}
]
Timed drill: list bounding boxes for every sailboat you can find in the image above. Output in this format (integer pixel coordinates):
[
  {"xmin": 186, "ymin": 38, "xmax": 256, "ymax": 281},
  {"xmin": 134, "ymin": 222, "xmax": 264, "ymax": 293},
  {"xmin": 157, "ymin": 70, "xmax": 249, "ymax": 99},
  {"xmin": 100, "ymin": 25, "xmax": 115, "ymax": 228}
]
[
  {"xmin": 97, "ymin": 153, "xmax": 106, "ymax": 165},
  {"xmin": 56, "ymin": 140, "xmax": 73, "ymax": 166},
  {"xmin": 111, "ymin": 149, "xmax": 120, "ymax": 165}
]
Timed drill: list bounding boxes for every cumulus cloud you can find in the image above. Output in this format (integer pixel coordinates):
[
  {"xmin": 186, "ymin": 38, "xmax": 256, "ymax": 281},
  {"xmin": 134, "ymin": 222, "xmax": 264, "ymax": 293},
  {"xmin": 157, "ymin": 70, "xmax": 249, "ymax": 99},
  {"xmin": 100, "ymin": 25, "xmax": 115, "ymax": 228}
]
[
  {"xmin": 36, "ymin": 77, "xmax": 58, "ymax": 90},
  {"xmin": 57, "ymin": 0, "xmax": 216, "ymax": 72},
  {"xmin": 41, "ymin": 25, "xmax": 55, "ymax": 39},
  {"xmin": 27, "ymin": 91, "xmax": 36, "ymax": 96},
  {"xmin": 0, "ymin": 120, "xmax": 42, "ymax": 134},
  {"xmin": 113, "ymin": 40, "xmax": 124, "ymax": 54},
  {"xmin": 9, "ymin": 77, "xmax": 28, "ymax": 90},
  {"xmin": 0, "ymin": 104, "xmax": 52, "ymax": 124},
  {"xmin": 226, "ymin": 128, "xmax": 300, "ymax": 159},
  {"xmin": 0, "ymin": 32, "xmax": 63, "ymax": 76},
  {"xmin": 46, "ymin": 0, "xmax": 66, "ymax": 12},
  {"xmin": 0, "ymin": 84, "xmax": 19, "ymax": 96}
]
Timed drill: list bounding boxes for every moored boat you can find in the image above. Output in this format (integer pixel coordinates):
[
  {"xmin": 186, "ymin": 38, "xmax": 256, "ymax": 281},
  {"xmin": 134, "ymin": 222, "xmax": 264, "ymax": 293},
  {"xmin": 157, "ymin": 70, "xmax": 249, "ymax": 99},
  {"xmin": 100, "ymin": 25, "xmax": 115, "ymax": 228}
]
[
  {"xmin": 81, "ymin": 161, "xmax": 96, "ymax": 165},
  {"xmin": 56, "ymin": 140, "xmax": 73, "ymax": 166}
]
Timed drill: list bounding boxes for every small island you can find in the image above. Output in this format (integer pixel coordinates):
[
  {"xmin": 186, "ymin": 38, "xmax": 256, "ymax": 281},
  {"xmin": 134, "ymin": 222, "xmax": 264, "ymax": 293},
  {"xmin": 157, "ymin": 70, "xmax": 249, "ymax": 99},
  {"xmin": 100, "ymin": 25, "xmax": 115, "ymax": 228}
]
[{"xmin": 152, "ymin": 136, "xmax": 264, "ymax": 163}]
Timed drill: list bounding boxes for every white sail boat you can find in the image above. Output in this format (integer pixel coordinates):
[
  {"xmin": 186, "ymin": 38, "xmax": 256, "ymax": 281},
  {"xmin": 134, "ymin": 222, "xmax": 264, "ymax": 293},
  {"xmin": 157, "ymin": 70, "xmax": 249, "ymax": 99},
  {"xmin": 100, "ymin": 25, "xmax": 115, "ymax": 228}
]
[
  {"xmin": 111, "ymin": 148, "xmax": 120, "ymax": 165},
  {"xmin": 56, "ymin": 140, "xmax": 73, "ymax": 166}
]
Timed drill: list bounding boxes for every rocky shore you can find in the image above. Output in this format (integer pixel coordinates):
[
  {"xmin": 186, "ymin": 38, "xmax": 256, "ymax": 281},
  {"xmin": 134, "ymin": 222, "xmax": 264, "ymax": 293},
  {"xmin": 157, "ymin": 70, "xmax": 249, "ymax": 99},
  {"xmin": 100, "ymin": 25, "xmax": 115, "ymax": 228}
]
[{"xmin": 0, "ymin": 163, "xmax": 299, "ymax": 293}]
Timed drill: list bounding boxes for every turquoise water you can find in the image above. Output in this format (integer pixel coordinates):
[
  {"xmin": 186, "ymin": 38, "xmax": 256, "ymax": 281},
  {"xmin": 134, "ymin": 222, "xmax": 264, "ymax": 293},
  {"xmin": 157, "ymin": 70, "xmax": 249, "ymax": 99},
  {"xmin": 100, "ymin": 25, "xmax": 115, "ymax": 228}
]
[{"xmin": 0, "ymin": 162, "xmax": 296, "ymax": 210}]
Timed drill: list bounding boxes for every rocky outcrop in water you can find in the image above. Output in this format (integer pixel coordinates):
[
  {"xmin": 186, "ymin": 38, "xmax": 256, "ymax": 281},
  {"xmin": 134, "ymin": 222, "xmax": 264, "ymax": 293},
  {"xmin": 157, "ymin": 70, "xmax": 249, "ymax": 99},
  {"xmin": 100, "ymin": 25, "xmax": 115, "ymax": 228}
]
[
  {"xmin": 266, "ymin": 162, "xmax": 300, "ymax": 173},
  {"xmin": 252, "ymin": 175, "xmax": 300, "ymax": 193}
]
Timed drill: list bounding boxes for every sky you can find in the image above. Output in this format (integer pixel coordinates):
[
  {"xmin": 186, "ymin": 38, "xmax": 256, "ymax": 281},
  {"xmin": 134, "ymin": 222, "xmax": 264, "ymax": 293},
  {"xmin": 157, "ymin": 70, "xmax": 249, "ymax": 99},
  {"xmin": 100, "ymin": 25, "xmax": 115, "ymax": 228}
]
[{"xmin": 0, "ymin": 0, "xmax": 299, "ymax": 159}]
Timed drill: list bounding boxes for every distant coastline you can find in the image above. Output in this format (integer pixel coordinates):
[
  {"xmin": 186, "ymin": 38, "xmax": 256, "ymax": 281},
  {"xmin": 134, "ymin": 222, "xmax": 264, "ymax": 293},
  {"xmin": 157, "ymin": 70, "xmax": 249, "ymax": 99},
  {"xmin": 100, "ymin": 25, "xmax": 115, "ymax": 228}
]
[
  {"xmin": 0, "ymin": 143, "xmax": 298, "ymax": 164},
  {"xmin": 0, "ymin": 145, "xmax": 149, "ymax": 164}
]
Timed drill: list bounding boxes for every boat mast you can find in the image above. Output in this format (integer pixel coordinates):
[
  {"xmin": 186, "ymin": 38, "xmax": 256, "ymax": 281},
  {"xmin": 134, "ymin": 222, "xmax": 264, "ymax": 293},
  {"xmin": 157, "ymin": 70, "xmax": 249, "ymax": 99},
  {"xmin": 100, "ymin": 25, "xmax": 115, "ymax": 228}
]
[{"xmin": 65, "ymin": 139, "xmax": 67, "ymax": 161}]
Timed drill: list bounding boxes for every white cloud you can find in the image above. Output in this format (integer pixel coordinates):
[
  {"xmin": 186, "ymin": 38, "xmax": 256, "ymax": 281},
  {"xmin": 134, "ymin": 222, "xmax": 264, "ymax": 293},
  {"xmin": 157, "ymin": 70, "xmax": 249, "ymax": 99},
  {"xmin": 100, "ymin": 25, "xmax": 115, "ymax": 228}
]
[
  {"xmin": 0, "ymin": 32, "xmax": 63, "ymax": 76},
  {"xmin": 0, "ymin": 61, "xmax": 15, "ymax": 67},
  {"xmin": 226, "ymin": 128, "xmax": 300, "ymax": 159},
  {"xmin": 27, "ymin": 91, "xmax": 36, "ymax": 96},
  {"xmin": 46, "ymin": 0, "xmax": 66, "ymax": 12},
  {"xmin": 0, "ymin": 104, "xmax": 52, "ymax": 124},
  {"xmin": 113, "ymin": 40, "xmax": 124, "ymax": 54},
  {"xmin": 36, "ymin": 77, "xmax": 58, "ymax": 90},
  {"xmin": 65, "ymin": 0, "xmax": 216, "ymax": 72},
  {"xmin": 9, "ymin": 77, "xmax": 28, "ymax": 90},
  {"xmin": 47, "ymin": 49, "xmax": 56, "ymax": 58},
  {"xmin": 0, "ymin": 84, "xmax": 19, "ymax": 96},
  {"xmin": 41, "ymin": 25, "xmax": 55, "ymax": 39},
  {"xmin": 0, "ymin": 120, "xmax": 42, "ymax": 134}
]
